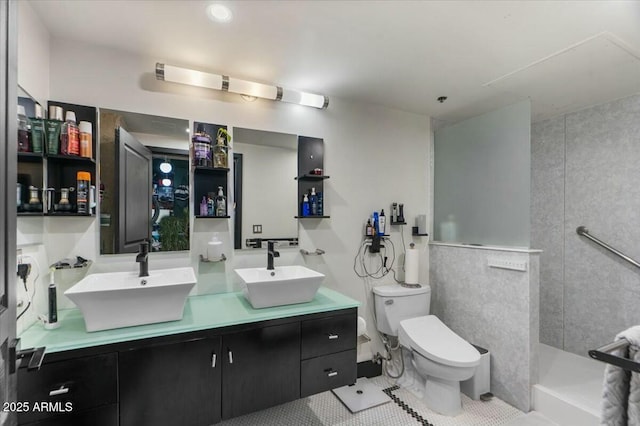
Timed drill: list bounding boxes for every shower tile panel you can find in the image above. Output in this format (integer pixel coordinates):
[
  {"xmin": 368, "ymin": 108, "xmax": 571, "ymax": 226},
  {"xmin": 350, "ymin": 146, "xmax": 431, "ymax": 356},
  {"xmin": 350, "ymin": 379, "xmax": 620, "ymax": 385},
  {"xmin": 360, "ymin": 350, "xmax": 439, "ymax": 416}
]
[{"xmin": 531, "ymin": 116, "xmax": 565, "ymax": 349}]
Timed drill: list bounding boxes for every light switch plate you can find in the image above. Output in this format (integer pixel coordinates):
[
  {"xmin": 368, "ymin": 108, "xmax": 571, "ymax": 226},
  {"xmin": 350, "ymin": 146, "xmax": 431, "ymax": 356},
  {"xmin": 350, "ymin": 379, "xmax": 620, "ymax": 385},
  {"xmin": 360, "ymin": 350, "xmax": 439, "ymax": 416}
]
[
  {"xmin": 487, "ymin": 257, "xmax": 527, "ymax": 272},
  {"xmin": 253, "ymin": 225, "xmax": 262, "ymax": 234}
]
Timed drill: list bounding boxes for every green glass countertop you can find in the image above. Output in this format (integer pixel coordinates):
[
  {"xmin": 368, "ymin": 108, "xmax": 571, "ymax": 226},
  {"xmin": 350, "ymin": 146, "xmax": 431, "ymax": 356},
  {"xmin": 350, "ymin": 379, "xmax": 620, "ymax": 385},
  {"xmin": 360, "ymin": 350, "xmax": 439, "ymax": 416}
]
[{"xmin": 19, "ymin": 287, "xmax": 359, "ymax": 354}]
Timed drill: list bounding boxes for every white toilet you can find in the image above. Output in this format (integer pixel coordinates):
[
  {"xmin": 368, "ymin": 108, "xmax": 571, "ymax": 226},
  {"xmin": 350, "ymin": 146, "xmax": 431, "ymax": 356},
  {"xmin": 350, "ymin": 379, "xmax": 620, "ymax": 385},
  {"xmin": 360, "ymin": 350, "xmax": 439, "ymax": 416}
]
[{"xmin": 373, "ymin": 284, "xmax": 480, "ymax": 416}]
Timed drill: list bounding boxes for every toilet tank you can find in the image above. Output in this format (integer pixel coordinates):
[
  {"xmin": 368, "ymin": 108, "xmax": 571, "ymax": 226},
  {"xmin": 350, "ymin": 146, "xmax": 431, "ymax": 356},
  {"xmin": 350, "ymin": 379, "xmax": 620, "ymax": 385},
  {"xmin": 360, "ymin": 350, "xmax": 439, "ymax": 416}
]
[{"xmin": 373, "ymin": 284, "xmax": 431, "ymax": 336}]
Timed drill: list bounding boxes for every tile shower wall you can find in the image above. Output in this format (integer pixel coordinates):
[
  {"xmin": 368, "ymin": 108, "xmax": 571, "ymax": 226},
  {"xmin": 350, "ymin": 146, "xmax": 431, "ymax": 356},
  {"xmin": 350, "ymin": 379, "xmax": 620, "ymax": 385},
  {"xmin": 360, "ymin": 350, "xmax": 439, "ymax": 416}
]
[
  {"xmin": 532, "ymin": 94, "xmax": 640, "ymax": 357},
  {"xmin": 429, "ymin": 244, "xmax": 540, "ymax": 412}
]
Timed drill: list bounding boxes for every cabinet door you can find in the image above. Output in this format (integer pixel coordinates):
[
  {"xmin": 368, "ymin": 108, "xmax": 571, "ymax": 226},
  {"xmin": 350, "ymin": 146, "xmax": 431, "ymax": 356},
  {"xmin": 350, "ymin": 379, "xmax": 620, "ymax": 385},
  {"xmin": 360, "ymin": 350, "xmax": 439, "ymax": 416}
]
[
  {"xmin": 120, "ymin": 337, "xmax": 221, "ymax": 426},
  {"xmin": 222, "ymin": 323, "xmax": 300, "ymax": 419}
]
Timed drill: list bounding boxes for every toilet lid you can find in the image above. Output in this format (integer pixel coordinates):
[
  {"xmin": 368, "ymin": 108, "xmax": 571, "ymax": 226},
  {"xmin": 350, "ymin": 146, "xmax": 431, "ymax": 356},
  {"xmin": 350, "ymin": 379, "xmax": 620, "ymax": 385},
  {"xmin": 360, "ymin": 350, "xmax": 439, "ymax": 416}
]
[{"xmin": 399, "ymin": 316, "xmax": 481, "ymax": 368}]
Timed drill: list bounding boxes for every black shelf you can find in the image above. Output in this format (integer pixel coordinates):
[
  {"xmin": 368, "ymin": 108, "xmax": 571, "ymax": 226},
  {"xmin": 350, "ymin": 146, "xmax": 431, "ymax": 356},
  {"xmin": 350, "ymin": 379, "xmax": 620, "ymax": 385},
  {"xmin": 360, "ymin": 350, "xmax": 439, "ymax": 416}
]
[
  {"xmin": 195, "ymin": 215, "xmax": 230, "ymax": 219},
  {"xmin": 193, "ymin": 166, "xmax": 230, "ymax": 174},
  {"xmin": 46, "ymin": 154, "xmax": 95, "ymax": 163},
  {"xmin": 295, "ymin": 215, "xmax": 330, "ymax": 219},
  {"xmin": 17, "ymin": 211, "xmax": 43, "ymax": 217},
  {"xmin": 295, "ymin": 175, "xmax": 330, "ymax": 180},
  {"xmin": 390, "ymin": 221, "xmax": 407, "ymax": 225},
  {"xmin": 18, "ymin": 152, "xmax": 44, "ymax": 162},
  {"xmin": 412, "ymin": 226, "xmax": 429, "ymax": 236},
  {"xmin": 365, "ymin": 234, "xmax": 389, "ymax": 238},
  {"xmin": 45, "ymin": 212, "xmax": 94, "ymax": 217}
]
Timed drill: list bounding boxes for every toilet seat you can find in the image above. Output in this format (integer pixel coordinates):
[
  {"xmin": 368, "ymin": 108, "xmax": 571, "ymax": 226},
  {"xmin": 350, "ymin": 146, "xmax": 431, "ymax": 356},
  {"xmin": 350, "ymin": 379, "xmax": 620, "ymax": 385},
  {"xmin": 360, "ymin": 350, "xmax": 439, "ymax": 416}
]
[{"xmin": 399, "ymin": 315, "xmax": 480, "ymax": 368}]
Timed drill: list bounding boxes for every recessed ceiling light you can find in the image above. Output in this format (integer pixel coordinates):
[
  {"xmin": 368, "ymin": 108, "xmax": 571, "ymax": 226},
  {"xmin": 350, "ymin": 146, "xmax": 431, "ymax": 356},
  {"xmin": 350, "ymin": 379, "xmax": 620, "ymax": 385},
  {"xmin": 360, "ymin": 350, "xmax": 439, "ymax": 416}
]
[{"xmin": 207, "ymin": 4, "xmax": 232, "ymax": 23}]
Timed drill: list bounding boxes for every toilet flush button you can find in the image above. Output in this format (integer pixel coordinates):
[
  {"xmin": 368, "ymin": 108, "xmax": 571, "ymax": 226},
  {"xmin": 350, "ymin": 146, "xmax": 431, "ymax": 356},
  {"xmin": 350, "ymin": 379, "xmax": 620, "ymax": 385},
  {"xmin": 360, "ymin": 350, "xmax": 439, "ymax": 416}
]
[{"xmin": 385, "ymin": 300, "xmax": 394, "ymax": 305}]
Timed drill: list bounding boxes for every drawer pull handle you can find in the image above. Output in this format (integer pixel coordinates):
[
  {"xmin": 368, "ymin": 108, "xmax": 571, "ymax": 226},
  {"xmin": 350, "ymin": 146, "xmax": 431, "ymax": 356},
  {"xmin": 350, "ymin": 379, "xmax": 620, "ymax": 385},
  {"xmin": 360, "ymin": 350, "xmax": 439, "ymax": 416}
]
[
  {"xmin": 211, "ymin": 353, "xmax": 217, "ymax": 368},
  {"xmin": 49, "ymin": 386, "xmax": 69, "ymax": 397},
  {"xmin": 228, "ymin": 350, "xmax": 233, "ymax": 364},
  {"xmin": 327, "ymin": 371, "xmax": 338, "ymax": 377},
  {"xmin": 328, "ymin": 334, "xmax": 339, "ymax": 340}
]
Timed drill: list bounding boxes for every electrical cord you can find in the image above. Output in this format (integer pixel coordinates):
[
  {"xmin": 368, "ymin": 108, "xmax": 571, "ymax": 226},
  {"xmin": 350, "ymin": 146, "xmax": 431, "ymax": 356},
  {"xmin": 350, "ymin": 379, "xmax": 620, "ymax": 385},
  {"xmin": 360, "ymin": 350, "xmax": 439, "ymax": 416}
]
[{"xmin": 16, "ymin": 255, "xmax": 40, "ymax": 321}]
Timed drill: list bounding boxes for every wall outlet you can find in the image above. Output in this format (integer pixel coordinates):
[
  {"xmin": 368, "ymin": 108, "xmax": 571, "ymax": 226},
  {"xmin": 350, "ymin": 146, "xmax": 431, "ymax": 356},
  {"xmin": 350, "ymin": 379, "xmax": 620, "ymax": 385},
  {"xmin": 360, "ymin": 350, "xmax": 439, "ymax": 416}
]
[
  {"xmin": 252, "ymin": 225, "xmax": 262, "ymax": 234},
  {"xmin": 487, "ymin": 257, "xmax": 527, "ymax": 272}
]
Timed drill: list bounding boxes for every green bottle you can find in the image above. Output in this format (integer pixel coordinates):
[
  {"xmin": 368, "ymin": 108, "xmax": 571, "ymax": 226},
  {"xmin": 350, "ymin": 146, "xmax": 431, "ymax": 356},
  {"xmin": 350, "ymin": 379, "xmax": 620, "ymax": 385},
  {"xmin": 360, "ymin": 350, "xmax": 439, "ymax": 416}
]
[
  {"xmin": 29, "ymin": 104, "xmax": 45, "ymax": 153},
  {"xmin": 46, "ymin": 106, "xmax": 63, "ymax": 155}
]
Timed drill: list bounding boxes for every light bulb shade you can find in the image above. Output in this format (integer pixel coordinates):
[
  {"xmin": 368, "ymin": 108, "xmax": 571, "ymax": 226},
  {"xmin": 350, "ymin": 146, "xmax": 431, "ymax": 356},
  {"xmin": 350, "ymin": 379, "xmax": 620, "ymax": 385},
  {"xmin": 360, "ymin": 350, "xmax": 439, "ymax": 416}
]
[
  {"xmin": 281, "ymin": 88, "xmax": 329, "ymax": 109},
  {"xmin": 159, "ymin": 161, "xmax": 172, "ymax": 173},
  {"xmin": 161, "ymin": 178, "xmax": 172, "ymax": 187},
  {"xmin": 156, "ymin": 63, "xmax": 223, "ymax": 90},
  {"xmin": 228, "ymin": 77, "xmax": 278, "ymax": 100}
]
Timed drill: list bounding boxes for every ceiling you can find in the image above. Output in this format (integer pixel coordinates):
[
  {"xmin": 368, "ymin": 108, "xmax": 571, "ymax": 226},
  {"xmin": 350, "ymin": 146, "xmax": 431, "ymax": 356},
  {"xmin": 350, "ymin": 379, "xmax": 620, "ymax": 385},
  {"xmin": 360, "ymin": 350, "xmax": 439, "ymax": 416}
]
[{"xmin": 29, "ymin": 0, "xmax": 640, "ymax": 123}]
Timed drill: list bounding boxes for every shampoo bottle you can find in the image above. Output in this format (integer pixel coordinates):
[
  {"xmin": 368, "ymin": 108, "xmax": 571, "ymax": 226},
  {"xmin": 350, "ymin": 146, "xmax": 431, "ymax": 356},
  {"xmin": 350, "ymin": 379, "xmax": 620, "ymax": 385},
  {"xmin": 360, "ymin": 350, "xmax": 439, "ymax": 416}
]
[
  {"xmin": 46, "ymin": 106, "xmax": 63, "ymax": 155},
  {"xmin": 301, "ymin": 194, "xmax": 310, "ymax": 216},
  {"xmin": 379, "ymin": 209, "xmax": 386, "ymax": 235},
  {"xmin": 29, "ymin": 104, "xmax": 45, "ymax": 153},
  {"xmin": 373, "ymin": 211, "xmax": 380, "ymax": 235}
]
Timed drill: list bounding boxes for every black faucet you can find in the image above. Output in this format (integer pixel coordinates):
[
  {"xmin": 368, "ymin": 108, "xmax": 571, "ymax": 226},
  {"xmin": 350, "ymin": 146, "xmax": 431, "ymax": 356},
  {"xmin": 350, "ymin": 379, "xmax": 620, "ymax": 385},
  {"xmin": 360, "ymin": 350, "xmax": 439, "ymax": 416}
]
[
  {"xmin": 267, "ymin": 241, "xmax": 280, "ymax": 270},
  {"xmin": 136, "ymin": 241, "xmax": 149, "ymax": 277}
]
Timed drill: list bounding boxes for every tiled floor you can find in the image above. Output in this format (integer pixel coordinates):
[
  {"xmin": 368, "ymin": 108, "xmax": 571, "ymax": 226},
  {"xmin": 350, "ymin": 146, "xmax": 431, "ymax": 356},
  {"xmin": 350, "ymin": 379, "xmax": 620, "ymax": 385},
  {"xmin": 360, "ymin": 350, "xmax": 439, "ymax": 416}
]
[{"xmin": 219, "ymin": 375, "xmax": 528, "ymax": 425}]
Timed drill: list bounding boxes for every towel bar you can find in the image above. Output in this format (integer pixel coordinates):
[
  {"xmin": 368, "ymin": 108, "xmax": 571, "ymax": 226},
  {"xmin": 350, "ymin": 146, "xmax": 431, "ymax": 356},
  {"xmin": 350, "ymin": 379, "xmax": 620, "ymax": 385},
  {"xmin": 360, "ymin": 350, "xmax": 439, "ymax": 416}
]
[{"xmin": 589, "ymin": 339, "xmax": 640, "ymax": 373}]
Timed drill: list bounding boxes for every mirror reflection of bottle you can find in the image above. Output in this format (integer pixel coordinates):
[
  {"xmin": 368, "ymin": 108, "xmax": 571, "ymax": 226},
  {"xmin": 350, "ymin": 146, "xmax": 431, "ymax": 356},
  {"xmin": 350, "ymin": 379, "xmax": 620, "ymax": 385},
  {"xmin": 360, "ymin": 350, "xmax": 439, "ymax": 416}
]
[
  {"xmin": 29, "ymin": 104, "xmax": 45, "ymax": 154},
  {"xmin": 215, "ymin": 187, "xmax": 226, "ymax": 216},
  {"xmin": 301, "ymin": 194, "xmax": 310, "ymax": 216},
  {"xmin": 310, "ymin": 187, "xmax": 318, "ymax": 215},
  {"xmin": 17, "ymin": 105, "xmax": 30, "ymax": 152}
]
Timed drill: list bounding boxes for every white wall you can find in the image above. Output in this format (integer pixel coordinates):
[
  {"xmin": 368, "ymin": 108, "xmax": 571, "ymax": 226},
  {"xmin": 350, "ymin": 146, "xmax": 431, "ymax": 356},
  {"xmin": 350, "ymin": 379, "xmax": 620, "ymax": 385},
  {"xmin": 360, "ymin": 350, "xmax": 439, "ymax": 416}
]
[
  {"xmin": 16, "ymin": 1, "xmax": 51, "ymax": 335},
  {"xmin": 19, "ymin": 37, "xmax": 431, "ymax": 356},
  {"xmin": 17, "ymin": 0, "xmax": 49, "ymax": 105}
]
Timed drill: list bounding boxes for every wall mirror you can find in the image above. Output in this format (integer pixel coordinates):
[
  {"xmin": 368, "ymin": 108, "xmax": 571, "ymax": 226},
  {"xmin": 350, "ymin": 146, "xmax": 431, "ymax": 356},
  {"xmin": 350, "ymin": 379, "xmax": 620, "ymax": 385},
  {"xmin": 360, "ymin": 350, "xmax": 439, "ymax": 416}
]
[
  {"xmin": 99, "ymin": 109, "xmax": 190, "ymax": 254},
  {"xmin": 233, "ymin": 127, "xmax": 298, "ymax": 250}
]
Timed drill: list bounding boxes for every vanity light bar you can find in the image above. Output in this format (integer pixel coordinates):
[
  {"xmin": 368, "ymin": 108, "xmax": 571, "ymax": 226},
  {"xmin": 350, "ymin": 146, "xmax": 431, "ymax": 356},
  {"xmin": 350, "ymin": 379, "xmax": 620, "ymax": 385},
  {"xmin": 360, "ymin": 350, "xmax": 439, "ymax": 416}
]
[{"xmin": 155, "ymin": 63, "xmax": 329, "ymax": 109}]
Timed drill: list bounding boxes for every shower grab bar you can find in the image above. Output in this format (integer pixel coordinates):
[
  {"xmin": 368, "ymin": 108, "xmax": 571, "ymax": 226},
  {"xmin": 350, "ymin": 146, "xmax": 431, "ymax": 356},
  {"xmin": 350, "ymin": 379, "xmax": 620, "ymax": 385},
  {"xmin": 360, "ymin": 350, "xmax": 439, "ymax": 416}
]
[
  {"xmin": 576, "ymin": 226, "xmax": 640, "ymax": 269},
  {"xmin": 588, "ymin": 339, "xmax": 640, "ymax": 373}
]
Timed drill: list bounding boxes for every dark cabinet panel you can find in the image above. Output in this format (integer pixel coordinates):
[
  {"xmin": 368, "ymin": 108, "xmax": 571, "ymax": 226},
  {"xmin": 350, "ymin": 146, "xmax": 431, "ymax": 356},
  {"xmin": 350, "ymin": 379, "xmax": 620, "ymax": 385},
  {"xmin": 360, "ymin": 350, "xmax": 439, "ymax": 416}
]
[
  {"xmin": 300, "ymin": 349, "xmax": 357, "ymax": 398},
  {"xmin": 301, "ymin": 313, "xmax": 357, "ymax": 359},
  {"xmin": 222, "ymin": 322, "xmax": 300, "ymax": 419},
  {"xmin": 119, "ymin": 337, "xmax": 221, "ymax": 426},
  {"xmin": 22, "ymin": 404, "xmax": 117, "ymax": 426},
  {"xmin": 17, "ymin": 353, "xmax": 117, "ymax": 425}
]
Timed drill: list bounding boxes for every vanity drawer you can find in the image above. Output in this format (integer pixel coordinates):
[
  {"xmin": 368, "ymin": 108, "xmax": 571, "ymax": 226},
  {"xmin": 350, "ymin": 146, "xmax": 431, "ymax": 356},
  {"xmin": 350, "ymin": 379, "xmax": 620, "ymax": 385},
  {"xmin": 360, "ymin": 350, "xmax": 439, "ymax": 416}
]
[
  {"xmin": 18, "ymin": 353, "xmax": 117, "ymax": 425},
  {"xmin": 301, "ymin": 313, "xmax": 357, "ymax": 359},
  {"xmin": 300, "ymin": 349, "xmax": 357, "ymax": 397}
]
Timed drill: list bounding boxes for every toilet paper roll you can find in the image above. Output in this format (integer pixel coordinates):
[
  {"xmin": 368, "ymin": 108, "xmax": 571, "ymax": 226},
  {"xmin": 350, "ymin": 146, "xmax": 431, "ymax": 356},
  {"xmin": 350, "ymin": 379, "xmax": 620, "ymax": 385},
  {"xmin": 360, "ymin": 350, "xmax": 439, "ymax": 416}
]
[
  {"xmin": 404, "ymin": 247, "xmax": 420, "ymax": 284},
  {"xmin": 357, "ymin": 316, "xmax": 367, "ymax": 337}
]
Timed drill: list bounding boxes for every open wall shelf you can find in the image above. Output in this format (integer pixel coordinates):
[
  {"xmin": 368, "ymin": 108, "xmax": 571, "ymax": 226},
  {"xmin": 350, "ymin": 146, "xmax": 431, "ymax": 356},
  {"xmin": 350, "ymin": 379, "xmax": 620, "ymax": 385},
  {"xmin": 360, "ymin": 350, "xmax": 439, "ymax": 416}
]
[
  {"xmin": 192, "ymin": 122, "xmax": 230, "ymax": 218},
  {"xmin": 297, "ymin": 136, "xmax": 328, "ymax": 218}
]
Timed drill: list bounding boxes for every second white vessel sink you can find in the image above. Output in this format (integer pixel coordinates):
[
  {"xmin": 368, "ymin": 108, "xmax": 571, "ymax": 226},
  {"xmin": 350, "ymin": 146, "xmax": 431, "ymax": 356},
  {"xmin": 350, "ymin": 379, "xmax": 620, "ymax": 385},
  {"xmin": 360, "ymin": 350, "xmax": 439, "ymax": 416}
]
[
  {"xmin": 235, "ymin": 265, "xmax": 325, "ymax": 309},
  {"xmin": 64, "ymin": 267, "xmax": 196, "ymax": 332}
]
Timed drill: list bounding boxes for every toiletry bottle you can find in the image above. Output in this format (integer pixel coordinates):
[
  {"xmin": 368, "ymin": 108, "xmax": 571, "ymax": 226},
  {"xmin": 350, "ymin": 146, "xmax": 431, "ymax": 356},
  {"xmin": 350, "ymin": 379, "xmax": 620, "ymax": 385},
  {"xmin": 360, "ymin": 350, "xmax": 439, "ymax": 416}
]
[
  {"xmin": 215, "ymin": 186, "xmax": 226, "ymax": 216},
  {"xmin": 379, "ymin": 209, "xmax": 386, "ymax": 235},
  {"xmin": 61, "ymin": 111, "xmax": 80, "ymax": 155},
  {"xmin": 398, "ymin": 203, "xmax": 405, "ymax": 223},
  {"xmin": 366, "ymin": 219, "xmax": 373, "ymax": 236},
  {"xmin": 79, "ymin": 121, "xmax": 93, "ymax": 158},
  {"xmin": 214, "ymin": 129, "xmax": 229, "ymax": 168},
  {"xmin": 392, "ymin": 202, "xmax": 398, "ymax": 223},
  {"xmin": 317, "ymin": 191, "xmax": 323, "ymax": 216},
  {"xmin": 76, "ymin": 171, "xmax": 91, "ymax": 214},
  {"xmin": 207, "ymin": 195, "xmax": 214, "ymax": 216},
  {"xmin": 301, "ymin": 194, "xmax": 310, "ymax": 216},
  {"xmin": 29, "ymin": 104, "xmax": 45, "ymax": 153},
  {"xmin": 207, "ymin": 233, "xmax": 223, "ymax": 260},
  {"xmin": 200, "ymin": 196, "xmax": 207, "ymax": 216},
  {"xmin": 310, "ymin": 187, "xmax": 318, "ymax": 215},
  {"xmin": 17, "ymin": 105, "xmax": 30, "ymax": 152},
  {"xmin": 373, "ymin": 211, "xmax": 380, "ymax": 235},
  {"xmin": 46, "ymin": 106, "xmax": 63, "ymax": 155}
]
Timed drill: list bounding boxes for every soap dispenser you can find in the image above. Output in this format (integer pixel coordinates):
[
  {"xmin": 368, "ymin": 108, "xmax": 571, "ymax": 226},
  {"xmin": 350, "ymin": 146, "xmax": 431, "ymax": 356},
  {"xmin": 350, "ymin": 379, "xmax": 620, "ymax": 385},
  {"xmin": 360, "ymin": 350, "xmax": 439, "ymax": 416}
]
[{"xmin": 207, "ymin": 233, "xmax": 224, "ymax": 261}]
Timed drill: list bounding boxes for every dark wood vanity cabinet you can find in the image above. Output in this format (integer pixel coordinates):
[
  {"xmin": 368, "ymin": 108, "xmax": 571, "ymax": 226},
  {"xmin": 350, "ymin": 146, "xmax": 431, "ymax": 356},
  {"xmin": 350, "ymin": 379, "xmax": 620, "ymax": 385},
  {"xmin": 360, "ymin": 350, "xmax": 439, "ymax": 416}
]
[
  {"xmin": 17, "ymin": 308, "xmax": 356, "ymax": 426},
  {"xmin": 17, "ymin": 353, "xmax": 117, "ymax": 426},
  {"xmin": 119, "ymin": 336, "xmax": 222, "ymax": 426},
  {"xmin": 222, "ymin": 322, "xmax": 300, "ymax": 419}
]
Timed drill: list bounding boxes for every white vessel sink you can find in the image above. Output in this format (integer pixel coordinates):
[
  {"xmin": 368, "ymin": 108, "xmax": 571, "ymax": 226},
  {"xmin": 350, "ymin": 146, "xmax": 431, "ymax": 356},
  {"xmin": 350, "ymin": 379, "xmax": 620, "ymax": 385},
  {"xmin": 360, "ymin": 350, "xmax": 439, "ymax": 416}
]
[
  {"xmin": 235, "ymin": 265, "xmax": 325, "ymax": 309},
  {"xmin": 64, "ymin": 267, "xmax": 196, "ymax": 332}
]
